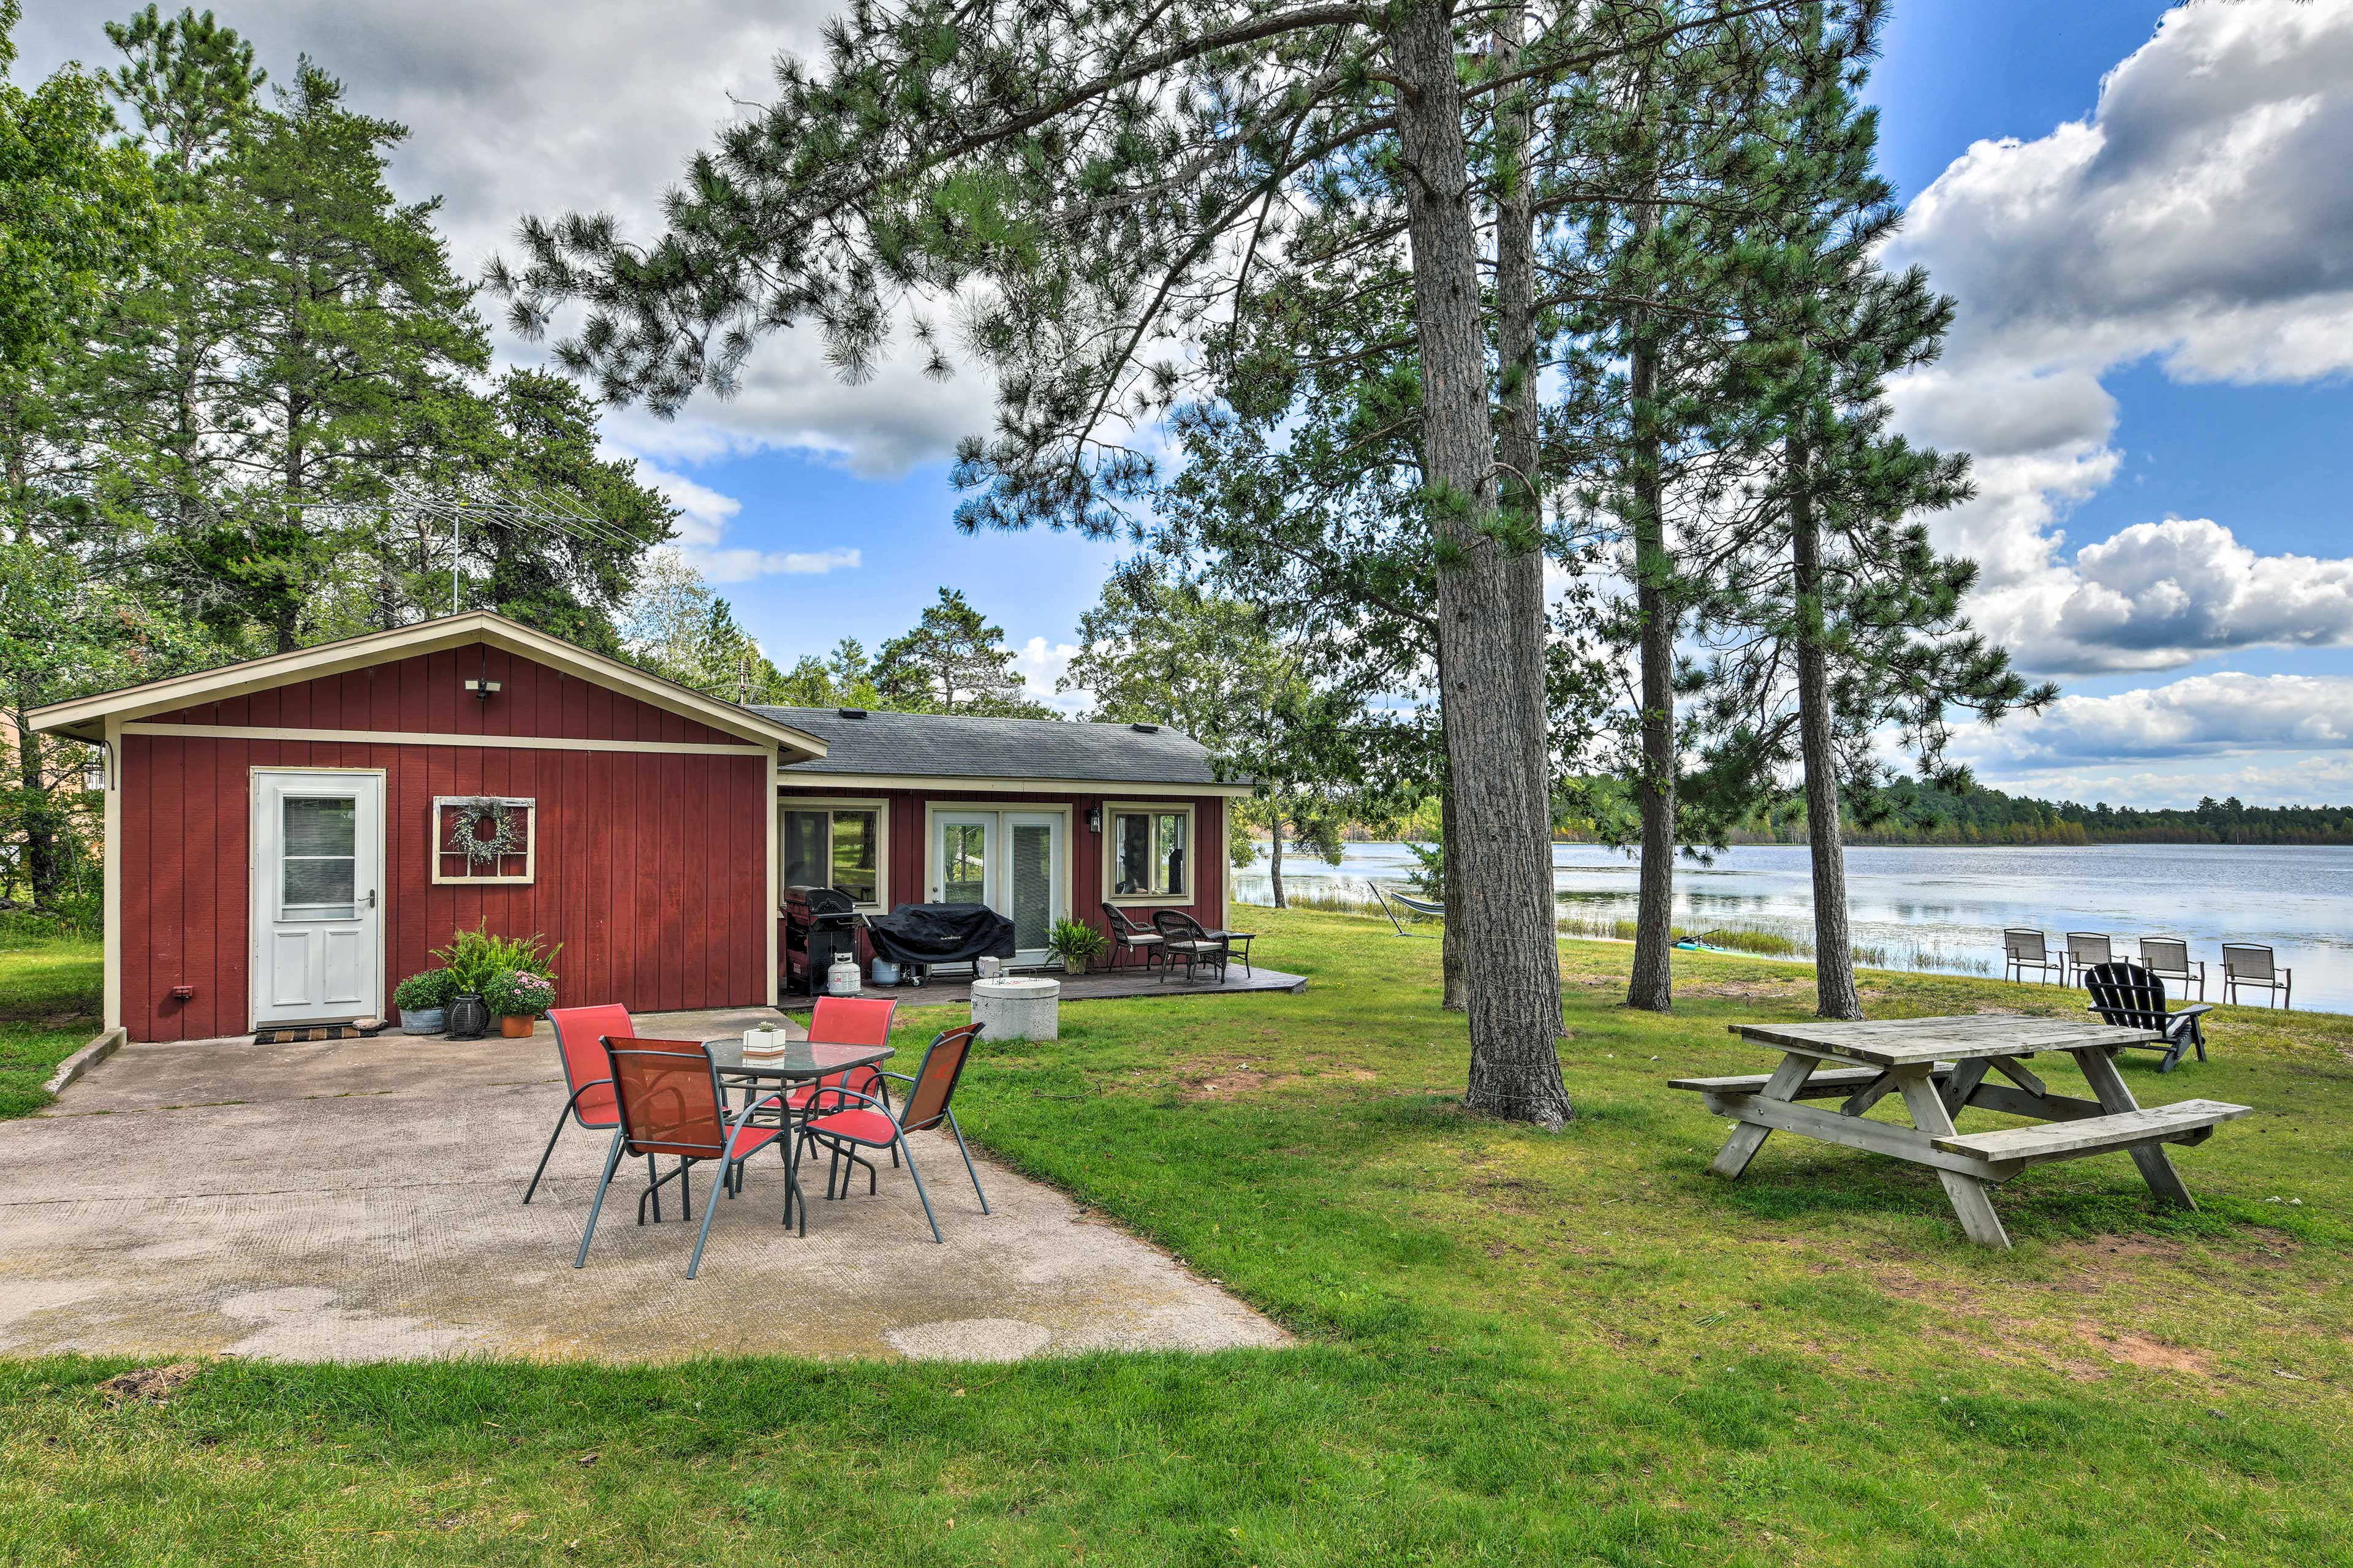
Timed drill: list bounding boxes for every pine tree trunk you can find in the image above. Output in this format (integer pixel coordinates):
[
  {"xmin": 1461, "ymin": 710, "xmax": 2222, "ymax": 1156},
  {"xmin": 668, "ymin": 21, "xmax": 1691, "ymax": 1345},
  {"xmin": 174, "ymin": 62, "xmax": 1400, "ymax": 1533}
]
[
  {"xmin": 1790, "ymin": 434, "xmax": 1862, "ymax": 1019},
  {"xmin": 1439, "ymin": 778, "xmax": 1468, "ymax": 1010},
  {"xmin": 1625, "ymin": 187, "xmax": 1676, "ymax": 1013},
  {"xmin": 1392, "ymin": 4, "xmax": 1567, "ymax": 1127},
  {"xmin": 1490, "ymin": 0, "xmax": 1549, "ymax": 1012},
  {"xmin": 1269, "ymin": 809, "xmax": 1287, "ymax": 909}
]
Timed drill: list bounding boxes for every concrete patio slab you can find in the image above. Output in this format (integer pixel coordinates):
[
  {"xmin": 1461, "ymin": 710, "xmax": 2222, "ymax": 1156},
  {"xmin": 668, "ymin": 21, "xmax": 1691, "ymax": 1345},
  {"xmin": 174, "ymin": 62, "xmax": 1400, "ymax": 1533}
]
[{"xmin": 0, "ymin": 1008, "xmax": 1287, "ymax": 1365}]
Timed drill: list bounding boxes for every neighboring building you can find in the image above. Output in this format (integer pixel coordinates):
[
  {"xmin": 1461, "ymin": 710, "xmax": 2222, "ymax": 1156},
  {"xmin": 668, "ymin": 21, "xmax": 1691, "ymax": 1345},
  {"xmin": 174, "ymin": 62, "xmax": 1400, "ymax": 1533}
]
[{"xmin": 31, "ymin": 611, "xmax": 1245, "ymax": 1043}]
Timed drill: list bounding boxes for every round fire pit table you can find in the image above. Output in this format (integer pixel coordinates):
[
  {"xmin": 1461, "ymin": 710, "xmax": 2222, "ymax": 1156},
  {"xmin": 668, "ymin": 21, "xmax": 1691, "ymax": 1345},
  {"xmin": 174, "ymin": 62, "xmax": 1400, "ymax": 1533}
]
[{"xmin": 970, "ymin": 975, "xmax": 1060, "ymax": 1042}]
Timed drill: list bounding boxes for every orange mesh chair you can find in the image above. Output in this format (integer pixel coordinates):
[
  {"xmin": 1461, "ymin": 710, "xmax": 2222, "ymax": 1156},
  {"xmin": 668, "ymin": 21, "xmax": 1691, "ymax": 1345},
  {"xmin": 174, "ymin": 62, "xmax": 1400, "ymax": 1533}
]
[
  {"xmin": 799, "ymin": 1023, "xmax": 989, "ymax": 1243},
  {"xmin": 574, "ymin": 1037, "xmax": 800, "ymax": 1278},
  {"xmin": 523, "ymin": 1004, "xmax": 631, "ymax": 1206}
]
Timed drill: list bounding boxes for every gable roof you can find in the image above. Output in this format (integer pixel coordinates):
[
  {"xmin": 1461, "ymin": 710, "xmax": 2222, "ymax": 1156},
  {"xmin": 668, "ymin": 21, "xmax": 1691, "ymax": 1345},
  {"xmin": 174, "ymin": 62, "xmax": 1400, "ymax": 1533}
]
[
  {"xmin": 31, "ymin": 610, "xmax": 830, "ymax": 757},
  {"xmin": 752, "ymin": 705, "xmax": 1249, "ymax": 793}
]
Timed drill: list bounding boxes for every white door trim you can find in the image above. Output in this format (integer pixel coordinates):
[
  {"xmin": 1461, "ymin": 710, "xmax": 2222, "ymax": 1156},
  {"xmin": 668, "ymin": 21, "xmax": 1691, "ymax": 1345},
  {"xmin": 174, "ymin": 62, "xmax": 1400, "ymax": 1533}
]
[{"xmin": 249, "ymin": 767, "xmax": 387, "ymax": 1029}]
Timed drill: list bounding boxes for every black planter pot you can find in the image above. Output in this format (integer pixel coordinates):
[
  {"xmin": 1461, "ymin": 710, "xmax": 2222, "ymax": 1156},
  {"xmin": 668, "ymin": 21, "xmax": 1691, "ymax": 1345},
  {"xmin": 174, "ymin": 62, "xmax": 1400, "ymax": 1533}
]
[{"xmin": 445, "ymin": 991, "xmax": 490, "ymax": 1040}]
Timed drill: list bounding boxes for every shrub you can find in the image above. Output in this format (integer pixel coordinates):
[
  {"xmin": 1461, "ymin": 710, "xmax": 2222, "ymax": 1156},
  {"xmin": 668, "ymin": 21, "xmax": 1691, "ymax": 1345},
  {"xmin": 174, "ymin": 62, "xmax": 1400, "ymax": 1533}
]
[
  {"xmin": 430, "ymin": 925, "xmax": 561, "ymax": 993},
  {"xmin": 392, "ymin": 969, "xmax": 459, "ymax": 1012},
  {"xmin": 482, "ymin": 970, "xmax": 556, "ymax": 1018}
]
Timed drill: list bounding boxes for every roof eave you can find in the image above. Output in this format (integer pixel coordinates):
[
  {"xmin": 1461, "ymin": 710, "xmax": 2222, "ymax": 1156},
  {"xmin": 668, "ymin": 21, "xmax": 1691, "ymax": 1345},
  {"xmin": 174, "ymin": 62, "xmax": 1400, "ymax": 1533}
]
[{"xmin": 28, "ymin": 610, "xmax": 829, "ymax": 759}]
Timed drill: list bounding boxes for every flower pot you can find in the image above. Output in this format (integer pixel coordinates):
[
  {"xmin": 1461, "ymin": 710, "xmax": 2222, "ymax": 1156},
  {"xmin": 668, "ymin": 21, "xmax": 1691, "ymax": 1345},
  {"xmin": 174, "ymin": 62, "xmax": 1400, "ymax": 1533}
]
[
  {"xmin": 1062, "ymin": 956, "xmax": 1088, "ymax": 975},
  {"xmin": 498, "ymin": 1015, "xmax": 535, "ymax": 1039},
  {"xmin": 445, "ymin": 992, "xmax": 490, "ymax": 1040},
  {"xmin": 398, "ymin": 1006, "xmax": 446, "ymax": 1036}
]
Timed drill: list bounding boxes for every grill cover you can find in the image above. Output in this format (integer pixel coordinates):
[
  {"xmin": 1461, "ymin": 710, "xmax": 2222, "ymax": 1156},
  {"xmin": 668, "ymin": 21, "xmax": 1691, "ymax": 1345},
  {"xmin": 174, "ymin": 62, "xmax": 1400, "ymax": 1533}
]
[{"xmin": 864, "ymin": 902, "xmax": 1017, "ymax": 966}]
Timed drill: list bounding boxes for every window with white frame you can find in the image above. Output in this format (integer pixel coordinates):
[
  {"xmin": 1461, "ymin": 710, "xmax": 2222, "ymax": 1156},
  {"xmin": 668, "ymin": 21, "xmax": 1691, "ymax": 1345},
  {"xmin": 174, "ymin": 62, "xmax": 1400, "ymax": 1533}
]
[
  {"xmin": 1105, "ymin": 802, "xmax": 1192, "ymax": 902},
  {"xmin": 780, "ymin": 801, "xmax": 885, "ymax": 908}
]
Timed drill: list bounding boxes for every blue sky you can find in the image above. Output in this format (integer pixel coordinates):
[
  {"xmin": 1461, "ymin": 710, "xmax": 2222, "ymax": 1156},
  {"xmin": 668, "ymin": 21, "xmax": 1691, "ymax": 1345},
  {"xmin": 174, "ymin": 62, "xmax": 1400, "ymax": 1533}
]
[{"xmin": 20, "ymin": 0, "xmax": 2353, "ymax": 806}]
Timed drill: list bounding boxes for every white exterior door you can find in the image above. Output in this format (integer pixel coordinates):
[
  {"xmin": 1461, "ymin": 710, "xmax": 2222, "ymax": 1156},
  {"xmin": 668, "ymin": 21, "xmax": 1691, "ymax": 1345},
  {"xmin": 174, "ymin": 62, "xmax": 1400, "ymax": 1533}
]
[
  {"xmin": 251, "ymin": 770, "xmax": 384, "ymax": 1027},
  {"xmin": 930, "ymin": 808, "xmax": 1065, "ymax": 964}
]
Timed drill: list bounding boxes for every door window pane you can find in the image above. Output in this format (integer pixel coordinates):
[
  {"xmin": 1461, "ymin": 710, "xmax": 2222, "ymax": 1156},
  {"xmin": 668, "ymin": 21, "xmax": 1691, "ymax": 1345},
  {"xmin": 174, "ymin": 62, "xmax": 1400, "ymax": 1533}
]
[
  {"xmin": 284, "ymin": 797, "xmax": 355, "ymax": 857},
  {"xmin": 282, "ymin": 796, "xmax": 357, "ymax": 918},
  {"xmin": 942, "ymin": 822, "xmax": 988, "ymax": 904},
  {"xmin": 1010, "ymin": 823, "xmax": 1053, "ymax": 949}
]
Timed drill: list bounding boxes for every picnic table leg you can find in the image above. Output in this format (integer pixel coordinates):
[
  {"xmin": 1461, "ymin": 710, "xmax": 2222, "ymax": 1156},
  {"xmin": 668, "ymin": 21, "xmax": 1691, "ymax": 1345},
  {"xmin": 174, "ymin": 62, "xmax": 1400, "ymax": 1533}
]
[
  {"xmin": 1708, "ymin": 1053, "xmax": 1817, "ymax": 1179},
  {"xmin": 1938, "ymin": 1058, "xmax": 1992, "ymax": 1119},
  {"xmin": 2072, "ymin": 1046, "xmax": 2198, "ymax": 1210},
  {"xmin": 1892, "ymin": 1065, "xmax": 2012, "ymax": 1249}
]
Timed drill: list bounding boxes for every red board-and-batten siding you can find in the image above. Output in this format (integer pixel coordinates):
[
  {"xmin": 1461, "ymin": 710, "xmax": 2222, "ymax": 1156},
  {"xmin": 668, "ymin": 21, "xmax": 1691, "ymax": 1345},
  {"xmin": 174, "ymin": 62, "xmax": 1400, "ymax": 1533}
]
[
  {"xmin": 122, "ymin": 642, "xmax": 767, "ymax": 1042},
  {"xmin": 775, "ymin": 785, "xmax": 1229, "ymax": 939}
]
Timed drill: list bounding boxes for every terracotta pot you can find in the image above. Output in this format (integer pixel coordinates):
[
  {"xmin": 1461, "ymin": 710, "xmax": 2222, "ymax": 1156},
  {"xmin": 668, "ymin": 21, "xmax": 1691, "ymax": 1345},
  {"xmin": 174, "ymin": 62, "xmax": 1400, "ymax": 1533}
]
[{"xmin": 499, "ymin": 1015, "xmax": 534, "ymax": 1039}]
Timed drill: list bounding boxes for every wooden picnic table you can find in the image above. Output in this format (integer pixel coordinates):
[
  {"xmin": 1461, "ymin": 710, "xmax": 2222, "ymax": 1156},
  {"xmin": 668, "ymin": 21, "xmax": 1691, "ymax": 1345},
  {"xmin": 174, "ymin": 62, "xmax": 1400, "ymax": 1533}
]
[{"xmin": 1672, "ymin": 1015, "xmax": 2251, "ymax": 1249}]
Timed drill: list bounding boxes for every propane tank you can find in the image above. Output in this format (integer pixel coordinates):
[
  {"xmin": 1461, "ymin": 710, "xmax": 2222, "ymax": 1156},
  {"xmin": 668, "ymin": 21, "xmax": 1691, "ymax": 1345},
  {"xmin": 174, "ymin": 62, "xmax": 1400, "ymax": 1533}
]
[{"xmin": 825, "ymin": 955, "xmax": 863, "ymax": 997}]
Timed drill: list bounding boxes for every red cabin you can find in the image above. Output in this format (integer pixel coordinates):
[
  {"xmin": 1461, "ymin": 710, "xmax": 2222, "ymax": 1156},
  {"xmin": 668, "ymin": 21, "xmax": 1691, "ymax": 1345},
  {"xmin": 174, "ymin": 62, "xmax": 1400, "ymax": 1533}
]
[{"xmin": 32, "ymin": 612, "xmax": 1245, "ymax": 1043}]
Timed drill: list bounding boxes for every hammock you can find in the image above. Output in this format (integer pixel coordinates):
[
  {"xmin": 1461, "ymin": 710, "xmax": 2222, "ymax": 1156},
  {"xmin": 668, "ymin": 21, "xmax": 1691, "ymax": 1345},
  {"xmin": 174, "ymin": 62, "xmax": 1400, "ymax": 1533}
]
[{"xmin": 1369, "ymin": 882, "xmax": 1444, "ymax": 936}]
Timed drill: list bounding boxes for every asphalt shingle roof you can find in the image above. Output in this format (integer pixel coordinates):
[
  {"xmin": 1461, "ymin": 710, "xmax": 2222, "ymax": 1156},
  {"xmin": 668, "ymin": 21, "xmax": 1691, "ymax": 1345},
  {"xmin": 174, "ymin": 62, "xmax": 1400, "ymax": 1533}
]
[{"xmin": 749, "ymin": 705, "xmax": 1233, "ymax": 787}]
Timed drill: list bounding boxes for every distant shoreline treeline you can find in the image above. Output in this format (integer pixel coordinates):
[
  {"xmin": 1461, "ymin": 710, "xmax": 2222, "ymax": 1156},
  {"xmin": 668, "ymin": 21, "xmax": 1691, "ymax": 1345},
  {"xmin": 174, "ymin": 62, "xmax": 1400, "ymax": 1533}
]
[
  {"xmin": 1642, "ymin": 780, "xmax": 2353, "ymax": 847},
  {"xmin": 1321, "ymin": 780, "xmax": 2353, "ymax": 849}
]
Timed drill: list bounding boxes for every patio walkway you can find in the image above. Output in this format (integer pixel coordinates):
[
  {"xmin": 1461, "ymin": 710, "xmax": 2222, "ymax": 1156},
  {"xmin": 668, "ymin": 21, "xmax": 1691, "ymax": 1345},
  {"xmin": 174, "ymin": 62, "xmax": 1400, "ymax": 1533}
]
[
  {"xmin": 779, "ymin": 963, "xmax": 1306, "ymax": 1012},
  {"xmin": 0, "ymin": 1007, "xmax": 1287, "ymax": 1364}
]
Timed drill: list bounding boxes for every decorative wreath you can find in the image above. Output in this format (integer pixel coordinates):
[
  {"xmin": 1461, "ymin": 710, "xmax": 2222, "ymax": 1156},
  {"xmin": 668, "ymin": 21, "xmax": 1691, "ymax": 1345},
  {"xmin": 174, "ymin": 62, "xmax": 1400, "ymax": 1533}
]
[{"xmin": 444, "ymin": 797, "xmax": 528, "ymax": 866}]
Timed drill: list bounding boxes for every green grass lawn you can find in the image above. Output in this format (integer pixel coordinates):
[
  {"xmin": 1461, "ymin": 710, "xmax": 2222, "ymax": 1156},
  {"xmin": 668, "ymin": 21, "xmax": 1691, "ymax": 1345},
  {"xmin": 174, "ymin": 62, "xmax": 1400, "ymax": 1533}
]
[
  {"xmin": 5, "ymin": 909, "xmax": 2352, "ymax": 1564},
  {"xmin": 0, "ymin": 930, "xmax": 102, "ymax": 1119}
]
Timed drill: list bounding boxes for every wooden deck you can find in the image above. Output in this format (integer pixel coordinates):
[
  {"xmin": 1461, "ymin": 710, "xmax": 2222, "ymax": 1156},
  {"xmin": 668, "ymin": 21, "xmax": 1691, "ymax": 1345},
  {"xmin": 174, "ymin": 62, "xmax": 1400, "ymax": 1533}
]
[{"xmin": 778, "ymin": 962, "xmax": 1306, "ymax": 1012}]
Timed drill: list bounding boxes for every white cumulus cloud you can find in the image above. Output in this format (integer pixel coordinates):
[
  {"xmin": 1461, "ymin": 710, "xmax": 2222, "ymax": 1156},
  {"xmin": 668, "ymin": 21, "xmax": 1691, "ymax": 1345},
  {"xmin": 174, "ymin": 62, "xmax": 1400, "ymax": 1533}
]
[
  {"xmin": 1955, "ymin": 672, "xmax": 2353, "ymax": 768},
  {"xmin": 1884, "ymin": 0, "xmax": 2353, "ymax": 678}
]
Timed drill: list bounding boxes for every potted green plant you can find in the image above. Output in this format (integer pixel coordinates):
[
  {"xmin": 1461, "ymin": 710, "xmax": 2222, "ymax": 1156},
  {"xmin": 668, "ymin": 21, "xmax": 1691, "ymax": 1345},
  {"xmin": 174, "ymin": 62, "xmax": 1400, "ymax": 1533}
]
[
  {"xmin": 483, "ymin": 970, "xmax": 556, "ymax": 1038},
  {"xmin": 1047, "ymin": 917, "xmax": 1107, "ymax": 975},
  {"xmin": 392, "ymin": 969, "xmax": 458, "ymax": 1035},
  {"xmin": 432, "ymin": 924, "xmax": 563, "ymax": 1040}
]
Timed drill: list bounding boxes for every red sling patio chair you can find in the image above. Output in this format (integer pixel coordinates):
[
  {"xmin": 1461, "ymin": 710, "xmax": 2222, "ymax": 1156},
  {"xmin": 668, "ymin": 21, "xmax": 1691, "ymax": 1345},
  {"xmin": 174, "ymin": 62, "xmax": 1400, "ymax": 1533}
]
[
  {"xmin": 574, "ymin": 1037, "xmax": 803, "ymax": 1279},
  {"xmin": 523, "ymin": 1003, "xmax": 629, "ymax": 1208},
  {"xmin": 797, "ymin": 1023, "xmax": 990, "ymax": 1243},
  {"xmin": 794, "ymin": 995, "xmax": 902, "ymax": 1188}
]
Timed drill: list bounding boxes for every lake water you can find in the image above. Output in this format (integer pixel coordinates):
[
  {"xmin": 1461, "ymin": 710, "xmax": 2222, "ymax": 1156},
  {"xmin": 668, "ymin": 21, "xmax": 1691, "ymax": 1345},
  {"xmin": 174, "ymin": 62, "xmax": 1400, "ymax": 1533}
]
[{"xmin": 1234, "ymin": 841, "xmax": 2353, "ymax": 1014}]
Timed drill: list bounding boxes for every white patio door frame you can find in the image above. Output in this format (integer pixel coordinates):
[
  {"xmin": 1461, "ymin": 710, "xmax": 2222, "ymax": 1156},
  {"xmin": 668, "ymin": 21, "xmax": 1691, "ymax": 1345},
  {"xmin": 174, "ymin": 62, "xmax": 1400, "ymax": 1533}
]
[
  {"xmin": 923, "ymin": 802, "xmax": 1069, "ymax": 965},
  {"xmin": 249, "ymin": 767, "xmax": 385, "ymax": 1028}
]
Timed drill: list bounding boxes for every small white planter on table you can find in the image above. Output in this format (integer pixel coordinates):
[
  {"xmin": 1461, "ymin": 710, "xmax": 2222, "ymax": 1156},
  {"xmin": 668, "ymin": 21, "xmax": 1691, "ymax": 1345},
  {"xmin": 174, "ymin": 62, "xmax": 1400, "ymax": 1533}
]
[{"xmin": 969, "ymin": 975, "xmax": 1060, "ymax": 1041}]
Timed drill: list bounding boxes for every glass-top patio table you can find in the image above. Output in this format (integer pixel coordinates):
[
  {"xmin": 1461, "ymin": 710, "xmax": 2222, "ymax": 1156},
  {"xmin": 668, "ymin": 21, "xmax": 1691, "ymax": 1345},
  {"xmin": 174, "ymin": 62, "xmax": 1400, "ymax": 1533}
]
[{"xmin": 705, "ymin": 1023, "xmax": 893, "ymax": 1125}]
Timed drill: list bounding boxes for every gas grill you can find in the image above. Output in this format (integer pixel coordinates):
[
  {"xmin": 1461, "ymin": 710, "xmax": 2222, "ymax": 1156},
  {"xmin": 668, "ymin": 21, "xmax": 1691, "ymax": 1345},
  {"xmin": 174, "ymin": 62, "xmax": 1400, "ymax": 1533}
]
[{"xmin": 781, "ymin": 884, "xmax": 861, "ymax": 995}]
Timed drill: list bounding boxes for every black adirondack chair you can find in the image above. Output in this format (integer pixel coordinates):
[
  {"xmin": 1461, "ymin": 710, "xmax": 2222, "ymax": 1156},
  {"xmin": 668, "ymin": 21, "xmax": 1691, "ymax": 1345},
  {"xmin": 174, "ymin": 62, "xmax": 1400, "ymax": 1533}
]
[{"xmin": 2083, "ymin": 961, "xmax": 2213, "ymax": 1074}]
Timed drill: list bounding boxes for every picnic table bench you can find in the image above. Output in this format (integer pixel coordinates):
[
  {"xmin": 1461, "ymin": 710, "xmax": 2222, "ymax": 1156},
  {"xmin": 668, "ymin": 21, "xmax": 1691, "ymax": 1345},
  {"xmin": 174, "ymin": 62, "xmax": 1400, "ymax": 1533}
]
[{"xmin": 1671, "ymin": 1015, "xmax": 2251, "ymax": 1249}]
